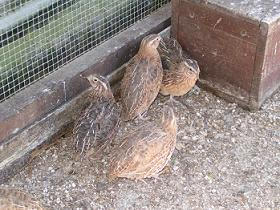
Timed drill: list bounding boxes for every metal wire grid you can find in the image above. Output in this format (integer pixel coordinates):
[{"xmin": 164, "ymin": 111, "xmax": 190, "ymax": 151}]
[{"xmin": 0, "ymin": 0, "xmax": 169, "ymax": 102}]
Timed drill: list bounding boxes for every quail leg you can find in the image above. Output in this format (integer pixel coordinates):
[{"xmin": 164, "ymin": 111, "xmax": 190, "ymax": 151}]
[
  {"xmin": 169, "ymin": 95, "xmax": 177, "ymax": 103},
  {"xmin": 193, "ymin": 85, "xmax": 201, "ymax": 94},
  {"xmin": 135, "ymin": 178, "xmax": 148, "ymax": 185},
  {"xmin": 85, "ymin": 140, "xmax": 109, "ymax": 159},
  {"xmin": 151, "ymin": 166, "xmax": 172, "ymax": 183},
  {"xmin": 164, "ymin": 95, "xmax": 183, "ymax": 106},
  {"xmin": 167, "ymin": 95, "xmax": 195, "ymax": 111},
  {"xmin": 163, "ymin": 95, "xmax": 174, "ymax": 105},
  {"xmin": 84, "ymin": 147, "xmax": 96, "ymax": 158}
]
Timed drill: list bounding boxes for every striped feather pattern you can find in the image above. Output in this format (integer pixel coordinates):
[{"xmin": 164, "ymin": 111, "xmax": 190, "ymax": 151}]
[
  {"xmin": 120, "ymin": 34, "xmax": 163, "ymax": 121},
  {"xmin": 73, "ymin": 100, "xmax": 120, "ymax": 154},
  {"xmin": 121, "ymin": 56, "xmax": 162, "ymax": 121},
  {"xmin": 158, "ymin": 37, "xmax": 200, "ymax": 97},
  {"xmin": 109, "ymin": 107, "xmax": 177, "ymax": 181},
  {"xmin": 73, "ymin": 75, "xmax": 120, "ymax": 155}
]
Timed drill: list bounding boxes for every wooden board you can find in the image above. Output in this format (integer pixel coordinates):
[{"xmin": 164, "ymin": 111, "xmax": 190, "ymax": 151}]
[{"xmin": 172, "ymin": 0, "xmax": 280, "ymax": 110}]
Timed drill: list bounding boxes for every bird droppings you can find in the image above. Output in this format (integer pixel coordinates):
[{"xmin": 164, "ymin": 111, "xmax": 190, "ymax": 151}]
[
  {"xmin": 1, "ymin": 86, "xmax": 280, "ymax": 209},
  {"xmin": 42, "ymin": 88, "xmax": 51, "ymax": 93},
  {"xmin": 62, "ymin": 80, "xmax": 67, "ymax": 102},
  {"xmin": 12, "ymin": 128, "xmax": 20, "ymax": 135}
]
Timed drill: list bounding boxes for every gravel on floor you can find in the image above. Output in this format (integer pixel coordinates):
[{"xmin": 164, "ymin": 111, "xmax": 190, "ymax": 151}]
[{"xmin": 1, "ymin": 86, "xmax": 280, "ymax": 210}]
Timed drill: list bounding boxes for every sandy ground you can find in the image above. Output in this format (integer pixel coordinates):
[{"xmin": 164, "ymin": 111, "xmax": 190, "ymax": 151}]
[{"xmin": 1, "ymin": 86, "xmax": 280, "ymax": 210}]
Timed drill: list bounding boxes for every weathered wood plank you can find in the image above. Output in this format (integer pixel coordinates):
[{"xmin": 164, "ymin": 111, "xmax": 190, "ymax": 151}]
[
  {"xmin": 259, "ymin": 24, "xmax": 280, "ymax": 102},
  {"xmin": 178, "ymin": 1, "xmax": 259, "ymax": 44},
  {"xmin": 177, "ymin": 1, "xmax": 258, "ymax": 98},
  {"xmin": 170, "ymin": 0, "xmax": 180, "ymax": 38}
]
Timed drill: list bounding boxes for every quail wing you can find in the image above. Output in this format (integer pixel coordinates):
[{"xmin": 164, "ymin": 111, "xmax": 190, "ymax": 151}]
[
  {"xmin": 109, "ymin": 123, "xmax": 175, "ymax": 180},
  {"xmin": 158, "ymin": 37, "xmax": 183, "ymax": 69},
  {"xmin": 121, "ymin": 57, "xmax": 162, "ymax": 120},
  {"xmin": 73, "ymin": 100, "xmax": 120, "ymax": 152}
]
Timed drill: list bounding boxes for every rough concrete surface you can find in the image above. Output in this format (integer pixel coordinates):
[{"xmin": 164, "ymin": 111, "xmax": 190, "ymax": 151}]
[{"xmin": 1, "ymin": 85, "xmax": 280, "ymax": 209}]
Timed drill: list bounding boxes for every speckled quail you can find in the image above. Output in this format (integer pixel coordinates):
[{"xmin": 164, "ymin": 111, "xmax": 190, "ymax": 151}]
[
  {"xmin": 73, "ymin": 74, "xmax": 120, "ymax": 155},
  {"xmin": 109, "ymin": 106, "xmax": 177, "ymax": 181},
  {"xmin": 120, "ymin": 34, "xmax": 163, "ymax": 121},
  {"xmin": 158, "ymin": 37, "xmax": 200, "ymax": 103}
]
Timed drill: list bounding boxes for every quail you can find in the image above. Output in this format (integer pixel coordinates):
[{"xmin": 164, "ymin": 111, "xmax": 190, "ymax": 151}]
[
  {"xmin": 158, "ymin": 37, "xmax": 200, "ymax": 103},
  {"xmin": 73, "ymin": 74, "xmax": 120, "ymax": 155},
  {"xmin": 109, "ymin": 106, "xmax": 177, "ymax": 181},
  {"xmin": 120, "ymin": 34, "xmax": 163, "ymax": 121},
  {"xmin": 0, "ymin": 188, "xmax": 44, "ymax": 210}
]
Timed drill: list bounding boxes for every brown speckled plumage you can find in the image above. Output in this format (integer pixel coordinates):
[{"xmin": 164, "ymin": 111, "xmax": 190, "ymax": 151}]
[
  {"xmin": 109, "ymin": 106, "xmax": 177, "ymax": 181},
  {"xmin": 73, "ymin": 74, "xmax": 120, "ymax": 154},
  {"xmin": 158, "ymin": 37, "xmax": 184, "ymax": 69},
  {"xmin": 158, "ymin": 37, "xmax": 200, "ymax": 98},
  {"xmin": 0, "ymin": 188, "xmax": 44, "ymax": 210},
  {"xmin": 120, "ymin": 34, "xmax": 163, "ymax": 121}
]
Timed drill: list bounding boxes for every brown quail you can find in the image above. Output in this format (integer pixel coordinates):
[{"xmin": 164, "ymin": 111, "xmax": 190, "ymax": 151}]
[
  {"xmin": 73, "ymin": 74, "xmax": 120, "ymax": 154},
  {"xmin": 108, "ymin": 106, "xmax": 177, "ymax": 181},
  {"xmin": 120, "ymin": 34, "xmax": 163, "ymax": 121},
  {"xmin": 158, "ymin": 37, "xmax": 200, "ymax": 103},
  {"xmin": 0, "ymin": 188, "xmax": 45, "ymax": 210}
]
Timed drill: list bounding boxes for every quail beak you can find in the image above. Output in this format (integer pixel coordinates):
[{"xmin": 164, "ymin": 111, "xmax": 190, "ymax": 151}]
[
  {"xmin": 185, "ymin": 60, "xmax": 200, "ymax": 74},
  {"xmin": 81, "ymin": 74, "xmax": 95, "ymax": 87}
]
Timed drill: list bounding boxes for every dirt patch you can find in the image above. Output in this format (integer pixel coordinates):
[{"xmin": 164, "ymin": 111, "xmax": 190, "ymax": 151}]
[{"xmin": 1, "ymin": 86, "xmax": 280, "ymax": 209}]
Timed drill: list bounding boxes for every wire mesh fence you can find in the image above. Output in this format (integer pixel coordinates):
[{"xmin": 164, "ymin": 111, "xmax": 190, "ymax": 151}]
[{"xmin": 0, "ymin": 0, "xmax": 170, "ymax": 102}]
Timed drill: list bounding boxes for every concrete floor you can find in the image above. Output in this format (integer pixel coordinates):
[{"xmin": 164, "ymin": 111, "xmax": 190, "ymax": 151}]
[{"xmin": 1, "ymin": 85, "xmax": 280, "ymax": 209}]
